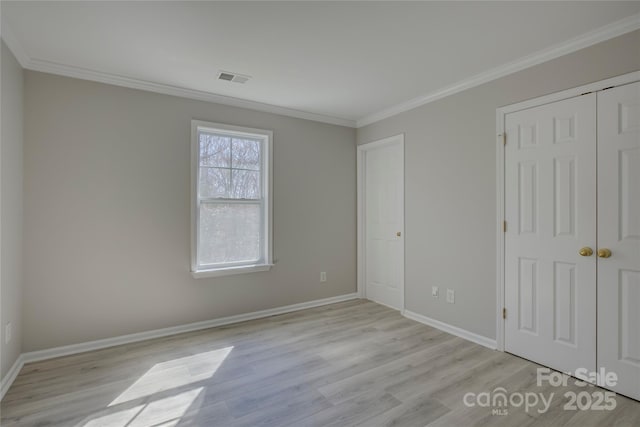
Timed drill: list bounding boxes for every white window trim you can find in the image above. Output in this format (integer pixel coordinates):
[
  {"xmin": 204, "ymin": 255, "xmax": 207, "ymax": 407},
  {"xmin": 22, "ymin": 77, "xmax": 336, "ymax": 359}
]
[{"xmin": 190, "ymin": 120, "xmax": 273, "ymax": 278}]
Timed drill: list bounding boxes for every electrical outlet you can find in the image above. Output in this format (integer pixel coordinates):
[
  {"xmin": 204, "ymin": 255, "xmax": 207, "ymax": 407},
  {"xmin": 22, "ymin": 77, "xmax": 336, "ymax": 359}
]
[
  {"xmin": 432, "ymin": 286, "xmax": 439, "ymax": 298},
  {"xmin": 446, "ymin": 289, "xmax": 455, "ymax": 304},
  {"xmin": 5, "ymin": 322, "xmax": 12, "ymax": 344},
  {"xmin": 320, "ymin": 272, "xmax": 327, "ymax": 283}
]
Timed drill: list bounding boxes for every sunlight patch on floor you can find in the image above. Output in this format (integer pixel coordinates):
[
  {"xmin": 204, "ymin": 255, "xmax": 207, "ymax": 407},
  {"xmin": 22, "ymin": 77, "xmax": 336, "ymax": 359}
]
[
  {"xmin": 128, "ymin": 387, "xmax": 203, "ymax": 426},
  {"xmin": 109, "ymin": 346, "xmax": 233, "ymax": 406},
  {"xmin": 83, "ymin": 388, "xmax": 203, "ymax": 427},
  {"xmin": 83, "ymin": 404, "xmax": 145, "ymax": 426}
]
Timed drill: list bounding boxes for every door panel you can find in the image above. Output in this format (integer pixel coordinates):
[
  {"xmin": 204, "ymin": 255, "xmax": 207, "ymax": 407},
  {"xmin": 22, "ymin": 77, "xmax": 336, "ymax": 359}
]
[
  {"xmin": 518, "ymin": 161, "xmax": 538, "ymax": 235},
  {"xmin": 553, "ymin": 261, "xmax": 576, "ymax": 345},
  {"xmin": 597, "ymin": 82, "xmax": 640, "ymax": 400},
  {"xmin": 364, "ymin": 140, "xmax": 404, "ymax": 310},
  {"xmin": 505, "ymin": 94, "xmax": 597, "ymax": 376},
  {"xmin": 518, "ymin": 257, "xmax": 538, "ymax": 333},
  {"xmin": 553, "ymin": 157, "xmax": 576, "ymax": 237}
]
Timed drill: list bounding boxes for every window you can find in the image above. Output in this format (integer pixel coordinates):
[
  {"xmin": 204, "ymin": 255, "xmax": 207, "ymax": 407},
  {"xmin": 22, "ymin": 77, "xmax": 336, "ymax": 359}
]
[{"xmin": 191, "ymin": 121, "xmax": 272, "ymax": 278}]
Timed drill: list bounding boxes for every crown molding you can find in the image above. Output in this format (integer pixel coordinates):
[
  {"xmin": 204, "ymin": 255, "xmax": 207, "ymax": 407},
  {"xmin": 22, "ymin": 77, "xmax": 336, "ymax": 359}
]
[
  {"xmin": 25, "ymin": 58, "xmax": 357, "ymax": 127},
  {"xmin": 357, "ymin": 13, "xmax": 640, "ymax": 128},
  {"xmin": 3, "ymin": 13, "xmax": 638, "ymax": 130},
  {"xmin": 0, "ymin": 26, "xmax": 356, "ymax": 129},
  {"xmin": 0, "ymin": 22, "xmax": 30, "ymax": 67}
]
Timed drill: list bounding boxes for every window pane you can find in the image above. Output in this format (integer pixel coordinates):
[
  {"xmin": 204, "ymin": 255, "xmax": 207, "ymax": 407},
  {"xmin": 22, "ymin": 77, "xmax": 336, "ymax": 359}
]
[
  {"xmin": 198, "ymin": 203, "xmax": 261, "ymax": 265},
  {"xmin": 231, "ymin": 170, "xmax": 260, "ymax": 199},
  {"xmin": 200, "ymin": 133, "xmax": 231, "ymax": 167},
  {"xmin": 232, "ymin": 138, "xmax": 261, "ymax": 170},
  {"xmin": 199, "ymin": 167, "xmax": 230, "ymax": 198}
]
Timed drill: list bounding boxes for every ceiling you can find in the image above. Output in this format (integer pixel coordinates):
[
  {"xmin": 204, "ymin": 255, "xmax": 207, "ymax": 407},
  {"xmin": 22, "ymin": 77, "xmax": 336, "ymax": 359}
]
[{"xmin": 2, "ymin": 1, "xmax": 639, "ymax": 127}]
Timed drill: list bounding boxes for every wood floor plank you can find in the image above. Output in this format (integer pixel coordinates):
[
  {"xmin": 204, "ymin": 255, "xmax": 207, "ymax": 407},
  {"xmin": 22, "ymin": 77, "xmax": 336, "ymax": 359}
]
[
  {"xmin": 2, "ymin": 300, "xmax": 639, "ymax": 426},
  {"xmin": 285, "ymin": 390, "xmax": 402, "ymax": 427},
  {"xmin": 352, "ymin": 394, "xmax": 450, "ymax": 427}
]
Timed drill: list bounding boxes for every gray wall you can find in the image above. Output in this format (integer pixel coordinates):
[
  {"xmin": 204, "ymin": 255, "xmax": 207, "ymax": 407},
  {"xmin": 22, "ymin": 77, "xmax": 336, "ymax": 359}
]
[
  {"xmin": 23, "ymin": 72, "xmax": 356, "ymax": 351},
  {"xmin": 357, "ymin": 30, "xmax": 640, "ymax": 340},
  {"xmin": 13, "ymin": 28, "xmax": 640, "ymax": 353},
  {"xmin": 1, "ymin": 41, "xmax": 24, "ymax": 379}
]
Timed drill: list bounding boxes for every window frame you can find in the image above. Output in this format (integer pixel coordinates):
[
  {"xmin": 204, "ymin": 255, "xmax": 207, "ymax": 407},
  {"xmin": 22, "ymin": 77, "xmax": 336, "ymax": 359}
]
[{"xmin": 191, "ymin": 120, "xmax": 273, "ymax": 278}]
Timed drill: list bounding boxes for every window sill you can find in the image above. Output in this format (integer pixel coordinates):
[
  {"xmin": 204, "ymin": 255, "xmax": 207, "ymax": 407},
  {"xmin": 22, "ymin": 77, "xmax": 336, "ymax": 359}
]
[{"xmin": 191, "ymin": 263, "xmax": 273, "ymax": 279}]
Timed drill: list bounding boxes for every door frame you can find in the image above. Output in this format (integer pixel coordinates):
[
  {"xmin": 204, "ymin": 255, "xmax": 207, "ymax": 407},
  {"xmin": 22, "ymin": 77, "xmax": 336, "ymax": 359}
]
[
  {"xmin": 495, "ymin": 71, "xmax": 640, "ymax": 351},
  {"xmin": 357, "ymin": 134, "xmax": 405, "ymax": 311}
]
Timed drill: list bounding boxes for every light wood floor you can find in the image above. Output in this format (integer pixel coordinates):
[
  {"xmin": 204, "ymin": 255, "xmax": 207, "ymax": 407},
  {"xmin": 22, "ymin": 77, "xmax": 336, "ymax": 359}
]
[{"xmin": 1, "ymin": 300, "xmax": 639, "ymax": 426}]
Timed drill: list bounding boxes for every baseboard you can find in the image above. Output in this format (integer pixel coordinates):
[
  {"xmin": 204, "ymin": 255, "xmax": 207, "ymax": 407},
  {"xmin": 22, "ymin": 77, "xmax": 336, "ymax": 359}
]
[
  {"xmin": 403, "ymin": 309, "xmax": 497, "ymax": 350},
  {"xmin": 1, "ymin": 355, "xmax": 25, "ymax": 400},
  {"xmin": 1, "ymin": 292, "xmax": 359, "ymax": 400}
]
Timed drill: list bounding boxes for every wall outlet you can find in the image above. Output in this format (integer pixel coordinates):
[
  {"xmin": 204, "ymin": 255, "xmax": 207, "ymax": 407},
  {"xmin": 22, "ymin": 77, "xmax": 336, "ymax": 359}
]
[
  {"xmin": 5, "ymin": 322, "xmax": 12, "ymax": 344},
  {"xmin": 446, "ymin": 289, "xmax": 455, "ymax": 304},
  {"xmin": 320, "ymin": 272, "xmax": 327, "ymax": 283},
  {"xmin": 432, "ymin": 286, "xmax": 439, "ymax": 298}
]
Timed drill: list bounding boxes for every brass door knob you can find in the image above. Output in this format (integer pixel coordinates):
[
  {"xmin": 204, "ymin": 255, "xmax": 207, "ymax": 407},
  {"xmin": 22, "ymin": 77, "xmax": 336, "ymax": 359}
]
[
  {"xmin": 579, "ymin": 247, "xmax": 594, "ymax": 257},
  {"xmin": 598, "ymin": 248, "xmax": 612, "ymax": 258},
  {"xmin": 396, "ymin": 231, "xmax": 402, "ymax": 237}
]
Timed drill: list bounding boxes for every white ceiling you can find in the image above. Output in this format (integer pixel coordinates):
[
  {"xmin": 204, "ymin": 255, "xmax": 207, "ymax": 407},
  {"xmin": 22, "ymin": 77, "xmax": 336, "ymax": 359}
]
[{"xmin": 2, "ymin": 1, "xmax": 639, "ymax": 127}]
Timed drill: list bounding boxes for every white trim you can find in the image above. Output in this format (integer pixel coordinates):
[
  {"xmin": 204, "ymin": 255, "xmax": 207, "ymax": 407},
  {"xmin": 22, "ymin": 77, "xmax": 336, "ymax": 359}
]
[
  {"xmin": 191, "ymin": 263, "xmax": 273, "ymax": 278},
  {"xmin": 190, "ymin": 120, "xmax": 273, "ymax": 277},
  {"xmin": 495, "ymin": 71, "xmax": 640, "ymax": 353},
  {"xmin": 356, "ymin": 147, "xmax": 365, "ymax": 299},
  {"xmin": 0, "ymin": 293, "xmax": 357, "ymax": 399},
  {"xmin": 495, "ymin": 122, "xmax": 506, "ymax": 352},
  {"xmin": 403, "ymin": 309, "xmax": 497, "ymax": 350},
  {"xmin": 357, "ymin": 134, "xmax": 405, "ymax": 310},
  {"xmin": 5, "ymin": 14, "xmax": 638, "ymax": 130},
  {"xmin": 0, "ymin": 28, "xmax": 354, "ymax": 128},
  {"xmin": 19, "ymin": 293, "xmax": 360, "ymax": 366},
  {"xmin": 0, "ymin": 355, "xmax": 24, "ymax": 401},
  {"xmin": 497, "ymin": 71, "xmax": 640, "ymax": 116},
  {"xmin": 357, "ymin": 14, "xmax": 640, "ymax": 127},
  {"xmin": 26, "ymin": 59, "xmax": 356, "ymax": 128},
  {"xmin": 0, "ymin": 23, "xmax": 30, "ymax": 67}
]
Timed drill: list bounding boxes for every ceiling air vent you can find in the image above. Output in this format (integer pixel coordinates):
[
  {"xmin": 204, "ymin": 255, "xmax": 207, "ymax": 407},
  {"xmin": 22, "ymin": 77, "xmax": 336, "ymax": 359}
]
[{"xmin": 217, "ymin": 71, "xmax": 251, "ymax": 84}]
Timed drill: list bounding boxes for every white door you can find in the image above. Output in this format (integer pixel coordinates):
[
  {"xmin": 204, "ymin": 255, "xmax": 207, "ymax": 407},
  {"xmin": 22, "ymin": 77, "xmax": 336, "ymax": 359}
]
[
  {"xmin": 362, "ymin": 136, "xmax": 404, "ymax": 311},
  {"xmin": 504, "ymin": 94, "xmax": 597, "ymax": 376},
  {"xmin": 597, "ymin": 82, "xmax": 640, "ymax": 400}
]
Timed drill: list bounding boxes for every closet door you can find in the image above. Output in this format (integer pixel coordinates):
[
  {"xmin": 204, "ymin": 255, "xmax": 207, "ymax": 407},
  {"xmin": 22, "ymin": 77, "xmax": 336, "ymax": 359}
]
[
  {"xmin": 504, "ymin": 94, "xmax": 597, "ymax": 376},
  {"xmin": 597, "ymin": 81, "xmax": 640, "ymax": 401}
]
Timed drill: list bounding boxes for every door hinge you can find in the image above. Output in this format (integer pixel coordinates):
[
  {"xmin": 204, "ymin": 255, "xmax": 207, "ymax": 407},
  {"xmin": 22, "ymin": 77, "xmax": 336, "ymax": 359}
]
[
  {"xmin": 503, "ymin": 221, "xmax": 507, "ymax": 232},
  {"xmin": 500, "ymin": 133, "xmax": 506, "ymax": 146},
  {"xmin": 503, "ymin": 308, "xmax": 507, "ymax": 319}
]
